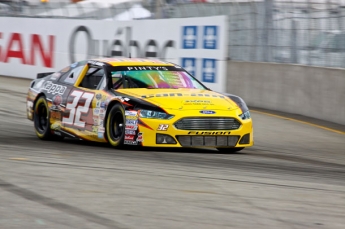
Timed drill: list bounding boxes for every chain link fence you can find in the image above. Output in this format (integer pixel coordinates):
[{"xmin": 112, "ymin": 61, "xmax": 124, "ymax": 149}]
[{"xmin": 1, "ymin": 0, "xmax": 344, "ymax": 68}]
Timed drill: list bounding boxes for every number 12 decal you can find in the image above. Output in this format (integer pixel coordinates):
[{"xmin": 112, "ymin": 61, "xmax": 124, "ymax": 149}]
[{"xmin": 63, "ymin": 91, "xmax": 94, "ymax": 128}]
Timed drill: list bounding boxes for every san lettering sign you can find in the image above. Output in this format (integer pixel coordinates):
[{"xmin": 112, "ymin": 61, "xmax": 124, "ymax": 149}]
[{"xmin": 0, "ymin": 33, "xmax": 54, "ymax": 67}]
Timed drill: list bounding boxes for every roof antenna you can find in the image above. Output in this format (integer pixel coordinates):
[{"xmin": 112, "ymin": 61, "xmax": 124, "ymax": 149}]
[{"xmin": 129, "ymin": 52, "xmax": 131, "ymax": 58}]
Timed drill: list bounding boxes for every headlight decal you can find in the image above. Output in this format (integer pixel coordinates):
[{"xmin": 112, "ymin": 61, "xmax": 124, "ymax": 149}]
[
  {"xmin": 239, "ymin": 111, "xmax": 251, "ymax": 120},
  {"xmin": 139, "ymin": 109, "xmax": 174, "ymax": 120}
]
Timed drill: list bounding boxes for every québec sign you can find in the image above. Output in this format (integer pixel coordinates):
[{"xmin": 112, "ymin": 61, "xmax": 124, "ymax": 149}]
[{"xmin": 69, "ymin": 26, "xmax": 175, "ymax": 63}]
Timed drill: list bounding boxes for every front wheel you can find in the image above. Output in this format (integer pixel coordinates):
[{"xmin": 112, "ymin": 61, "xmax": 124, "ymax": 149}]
[
  {"xmin": 105, "ymin": 104, "xmax": 125, "ymax": 147},
  {"xmin": 34, "ymin": 96, "xmax": 52, "ymax": 140},
  {"xmin": 217, "ymin": 147, "xmax": 244, "ymax": 153}
]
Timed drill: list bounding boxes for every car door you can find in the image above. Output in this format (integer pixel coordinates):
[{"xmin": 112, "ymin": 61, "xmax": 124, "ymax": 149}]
[
  {"xmin": 48, "ymin": 63, "xmax": 86, "ymax": 134},
  {"xmin": 62, "ymin": 64, "xmax": 106, "ymax": 141}
]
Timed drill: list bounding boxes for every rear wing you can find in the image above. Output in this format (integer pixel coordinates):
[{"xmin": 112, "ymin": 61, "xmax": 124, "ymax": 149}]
[{"xmin": 37, "ymin": 72, "xmax": 54, "ymax": 79}]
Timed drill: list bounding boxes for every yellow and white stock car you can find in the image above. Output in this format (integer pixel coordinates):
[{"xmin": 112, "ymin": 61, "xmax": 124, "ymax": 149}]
[{"xmin": 27, "ymin": 58, "xmax": 253, "ymax": 152}]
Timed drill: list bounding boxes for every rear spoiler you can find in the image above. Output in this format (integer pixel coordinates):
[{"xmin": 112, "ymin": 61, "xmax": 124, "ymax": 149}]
[{"xmin": 37, "ymin": 72, "xmax": 54, "ymax": 79}]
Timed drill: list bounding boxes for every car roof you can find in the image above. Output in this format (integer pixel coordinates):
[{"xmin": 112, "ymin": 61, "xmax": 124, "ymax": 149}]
[{"xmin": 90, "ymin": 57, "xmax": 175, "ymax": 67}]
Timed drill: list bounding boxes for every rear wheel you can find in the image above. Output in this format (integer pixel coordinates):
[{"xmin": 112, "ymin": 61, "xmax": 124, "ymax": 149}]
[
  {"xmin": 106, "ymin": 104, "xmax": 125, "ymax": 147},
  {"xmin": 217, "ymin": 147, "xmax": 244, "ymax": 153},
  {"xmin": 34, "ymin": 96, "xmax": 52, "ymax": 140}
]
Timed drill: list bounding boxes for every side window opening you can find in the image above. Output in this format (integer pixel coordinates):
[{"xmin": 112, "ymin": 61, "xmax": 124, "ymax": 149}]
[
  {"xmin": 59, "ymin": 65, "xmax": 84, "ymax": 85},
  {"xmin": 79, "ymin": 67, "xmax": 104, "ymax": 90}
]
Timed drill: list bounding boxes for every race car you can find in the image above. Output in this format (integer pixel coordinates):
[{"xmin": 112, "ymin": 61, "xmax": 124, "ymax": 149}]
[{"xmin": 26, "ymin": 58, "xmax": 253, "ymax": 152}]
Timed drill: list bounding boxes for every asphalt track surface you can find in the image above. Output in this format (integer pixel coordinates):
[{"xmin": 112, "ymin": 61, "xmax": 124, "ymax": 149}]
[{"xmin": 0, "ymin": 76, "xmax": 344, "ymax": 229}]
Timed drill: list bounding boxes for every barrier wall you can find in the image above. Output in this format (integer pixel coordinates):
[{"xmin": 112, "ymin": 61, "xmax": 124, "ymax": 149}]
[
  {"xmin": 226, "ymin": 61, "xmax": 345, "ymax": 125},
  {"xmin": 0, "ymin": 16, "xmax": 228, "ymax": 92}
]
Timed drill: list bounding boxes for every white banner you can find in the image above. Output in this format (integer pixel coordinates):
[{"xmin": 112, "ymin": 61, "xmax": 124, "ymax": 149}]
[{"xmin": 0, "ymin": 16, "xmax": 228, "ymax": 92}]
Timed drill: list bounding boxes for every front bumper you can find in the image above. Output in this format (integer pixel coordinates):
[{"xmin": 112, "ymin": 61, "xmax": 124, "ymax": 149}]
[{"xmin": 136, "ymin": 110, "xmax": 253, "ymax": 148}]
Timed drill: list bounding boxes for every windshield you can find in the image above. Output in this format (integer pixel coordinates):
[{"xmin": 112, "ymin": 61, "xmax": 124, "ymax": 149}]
[{"xmin": 110, "ymin": 66, "xmax": 206, "ymax": 89}]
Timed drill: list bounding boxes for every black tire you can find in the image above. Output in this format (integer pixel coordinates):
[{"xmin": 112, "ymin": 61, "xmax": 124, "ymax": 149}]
[
  {"xmin": 34, "ymin": 96, "xmax": 52, "ymax": 140},
  {"xmin": 217, "ymin": 147, "xmax": 244, "ymax": 153},
  {"xmin": 105, "ymin": 103, "xmax": 125, "ymax": 147}
]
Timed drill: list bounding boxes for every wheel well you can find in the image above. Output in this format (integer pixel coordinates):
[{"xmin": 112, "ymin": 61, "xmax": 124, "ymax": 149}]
[
  {"xmin": 104, "ymin": 100, "xmax": 122, "ymax": 128},
  {"xmin": 33, "ymin": 93, "xmax": 46, "ymax": 111}
]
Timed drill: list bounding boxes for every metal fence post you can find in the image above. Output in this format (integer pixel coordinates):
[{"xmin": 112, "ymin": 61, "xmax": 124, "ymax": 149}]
[
  {"xmin": 263, "ymin": 0, "xmax": 273, "ymax": 62},
  {"xmin": 291, "ymin": 19, "xmax": 298, "ymax": 64}
]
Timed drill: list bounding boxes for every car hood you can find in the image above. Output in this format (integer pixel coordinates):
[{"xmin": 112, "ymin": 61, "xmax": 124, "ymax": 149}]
[{"xmin": 116, "ymin": 88, "xmax": 239, "ymax": 111}]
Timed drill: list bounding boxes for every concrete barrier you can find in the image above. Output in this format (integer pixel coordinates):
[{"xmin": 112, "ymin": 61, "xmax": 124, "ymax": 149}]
[{"xmin": 226, "ymin": 61, "xmax": 345, "ymax": 125}]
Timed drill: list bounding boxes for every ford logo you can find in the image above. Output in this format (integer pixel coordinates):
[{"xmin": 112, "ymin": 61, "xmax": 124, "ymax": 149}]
[{"xmin": 200, "ymin": 110, "xmax": 216, "ymax": 114}]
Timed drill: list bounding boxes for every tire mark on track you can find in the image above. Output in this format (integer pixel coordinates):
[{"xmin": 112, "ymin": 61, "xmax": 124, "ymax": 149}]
[
  {"xmin": 0, "ymin": 178, "xmax": 128, "ymax": 229},
  {"xmin": 246, "ymin": 149, "xmax": 345, "ymax": 170},
  {"xmin": 4, "ymin": 160, "xmax": 345, "ymax": 194}
]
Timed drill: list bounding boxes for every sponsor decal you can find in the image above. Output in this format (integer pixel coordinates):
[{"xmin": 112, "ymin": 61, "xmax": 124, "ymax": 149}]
[
  {"xmin": 97, "ymin": 132, "xmax": 104, "ymax": 139},
  {"xmin": 51, "ymin": 123, "xmax": 61, "ymax": 130},
  {"xmin": 184, "ymin": 100, "xmax": 214, "ymax": 105},
  {"xmin": 51, "ymin": 94, "xmax": 62, "ymax": 111},
  {"xmin": 96, "ymin": 101, "xmax": 101, "ymax": 108},
  {"xmin": 92, "ymin": 126, "xmax": 98, "ymax": 133},
  {"xmin": 94, "ymin": 108, "xmax": 100, "ymax": 115},
  {"xmin": 199, "ymin": 110, "xmax": 216, "ymax": 114},
  {"xmin": 99, "ymin": 120, "xmax": 104, "ymax": 126},
  {"xmin": 124, "ymin": 140, "xmax": 138, "ymax": 145},
  {"xmin": 125, "ymin": 135, "xmax": 135, "ymax": 140},
  {"xmin": 125, "ymin": 130, "xmax": 136, "ymax": 135},
  {"xmin": 157, "ymin": 124, "xmax": 169, "ymax": 131},
  {"xmin": 27, "ymin": 101, "xmax": 33, "ymax": 118},
  {"xmin": 125, "ymin": 125, "xmax": 138, "ymax": 130},
  {"xmin": 50, "ymin": 72, "xmax": 61, "ymax": 81},
  {"xmin": 126, "ymin": 120, "xmax": 138, "ymax": 125},
  {"xmin": 126, "ymin": 115, "xmax": 137, "ymax": 120},
  {"xmin": 100, "ymin": 102, "xmax": 106, "ymax": 108},
  {"xmin": 99, "ymin": 114, "xmax": 105, "ymax": 119},
  {"xmin": 60, "ymin": 66, "xmax": 70, "ymax": 73},
  {"xmin": 113, "ymin": 96, "xmax": 130, "ymax": 102},
  {"xmin": 96, "ymin": 94, "xmax": 102, "ymax": 100},
  {"xmin": 88, "ymin": 60, "xmax": 104, "ymax": 66},
  {"xmin": 188, "ymin": 131, "xmax": 231, "ymax": 135},
  {"xmin": 43, "ymin": 81, "xmax": 67, "ymax": 95},
  {"xmin": 51, "ymin": 111, "xmax": 61, "ymax": 120},
  {"xmin": 98, "ymin": 127, "xmax": 105, "ymax": 132},
  {"xmin": 70, "ymin": 62, "xmax": 78, "ymax": 68},
  {"xmin": 141, "ymin": 94, "xmax": 224, "ymax": 99},
  {"xmin": 136, "ymin": 133, "xmax": 143, "ymax": 142},
  {"xmin": 99, "ymin": 108, "xmax": 105, "ymax": 114},
  {"xmin": 125, "ymin": 110, "xmax": 137, "ymax": 116},
  {"xmin": 127, "ymin": 66, "xmax": 168, "ymax": 71}
]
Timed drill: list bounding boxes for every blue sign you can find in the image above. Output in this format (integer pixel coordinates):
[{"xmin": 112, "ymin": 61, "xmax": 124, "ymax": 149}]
[
  {"xmin": 182, "ymin": 26, "xmax": 197, "ymax": 49},
  {"xmin": 181, "ymin": 58, "xmax": 196, "ymax": 76},
  {"xmin": 200, "ymin": 110, "xmax": 216, "ymax": 114},
  {"xmin": 202, "ymin": 59, "xmax": 216, "ymax": 83},
  {"xmin": 203, "ymin": 26, "xmax": 218, "ymax": 49}
]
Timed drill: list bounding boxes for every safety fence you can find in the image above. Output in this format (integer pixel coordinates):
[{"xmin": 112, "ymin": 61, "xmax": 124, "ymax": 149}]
[{"xmin": 1, "ymin": 0, "xmax": 345, "ymax": 68}]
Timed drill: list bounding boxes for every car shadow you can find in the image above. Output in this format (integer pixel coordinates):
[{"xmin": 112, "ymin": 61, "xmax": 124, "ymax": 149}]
[{"xmin": 61, "ymin": 138, "xmax": 247, "ymax": 155}]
